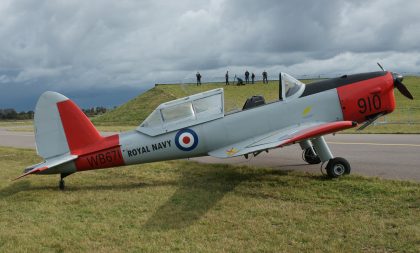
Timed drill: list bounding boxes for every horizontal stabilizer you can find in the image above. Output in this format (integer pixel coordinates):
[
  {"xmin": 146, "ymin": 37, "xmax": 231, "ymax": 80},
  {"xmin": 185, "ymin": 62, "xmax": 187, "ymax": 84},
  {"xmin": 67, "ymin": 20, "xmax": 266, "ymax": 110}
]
[
  {"xmin": 14, "ymin": 154, "xmax": 78, "ymax": 181},
  {"xmin": 13, "ymin": 166, "xmax": 48, "ymax": 181}
]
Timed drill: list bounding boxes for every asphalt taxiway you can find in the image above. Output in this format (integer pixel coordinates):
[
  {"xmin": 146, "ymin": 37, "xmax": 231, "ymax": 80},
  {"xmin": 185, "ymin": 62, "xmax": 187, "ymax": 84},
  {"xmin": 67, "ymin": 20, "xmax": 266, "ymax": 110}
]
[{"xmin": 194, "ymin": 134, "xmax": 420, "ymax": 181}]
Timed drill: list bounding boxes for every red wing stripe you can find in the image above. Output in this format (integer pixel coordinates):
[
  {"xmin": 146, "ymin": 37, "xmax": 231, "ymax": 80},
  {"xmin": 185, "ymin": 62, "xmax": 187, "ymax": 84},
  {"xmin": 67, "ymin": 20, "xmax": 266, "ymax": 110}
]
[{"xmin": 279, "ymin": 121, "xmax": 357, "ymax": 147}]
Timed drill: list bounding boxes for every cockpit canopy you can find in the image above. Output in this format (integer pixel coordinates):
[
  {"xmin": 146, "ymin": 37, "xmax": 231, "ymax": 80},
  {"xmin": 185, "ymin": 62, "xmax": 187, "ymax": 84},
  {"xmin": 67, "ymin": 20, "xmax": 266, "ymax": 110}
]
[
  {"xmin": 279, "ymin": 72, "xmax": 305, "ymax": 100},
  {"xmin": 138, "ymin": 88, "xmax": 224, "ymax": 136}
]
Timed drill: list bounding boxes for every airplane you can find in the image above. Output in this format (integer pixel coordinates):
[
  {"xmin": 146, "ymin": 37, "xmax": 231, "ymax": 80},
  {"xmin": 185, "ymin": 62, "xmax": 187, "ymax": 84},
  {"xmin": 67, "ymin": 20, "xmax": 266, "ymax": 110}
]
[{"xmin": 15, "ymin": 67, "xmax": 413, "ymax": 190}]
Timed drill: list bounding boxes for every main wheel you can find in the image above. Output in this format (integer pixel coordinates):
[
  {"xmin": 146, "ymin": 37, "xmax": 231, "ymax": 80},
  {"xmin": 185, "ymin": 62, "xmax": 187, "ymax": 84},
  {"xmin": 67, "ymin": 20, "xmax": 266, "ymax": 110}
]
[
  {"xmin": 59, "ymin": 179, "xmax": 65, "ymax": 190},
  {"xmin": 303, "ymin": 147, "xmax": 321, "ymax": 164},
  {"xmin": 326, "ymin": 157, "xmax": 351, "ymax": 178}
]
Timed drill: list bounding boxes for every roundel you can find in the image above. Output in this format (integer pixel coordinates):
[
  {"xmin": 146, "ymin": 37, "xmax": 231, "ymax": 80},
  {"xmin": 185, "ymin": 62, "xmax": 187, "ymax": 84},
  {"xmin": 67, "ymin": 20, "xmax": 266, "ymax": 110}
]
[{"xmin": 175, "ymin": 128, "xmax": 198, "ymax": 151}]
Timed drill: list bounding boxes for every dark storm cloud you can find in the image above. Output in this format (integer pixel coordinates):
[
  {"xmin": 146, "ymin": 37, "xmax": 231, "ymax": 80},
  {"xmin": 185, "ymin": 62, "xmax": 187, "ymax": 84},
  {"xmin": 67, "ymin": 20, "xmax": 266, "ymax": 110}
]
[
  {"xmin": 220, "ymin": 0, "xmax": 420, "ymax": 58},
  {"xmin": 0, "ymin": 0, "xmax": 419, "ymax": 110},
  {"xmin": 220, "ymin": 0, "xmax": 342, "ymax": 53}
]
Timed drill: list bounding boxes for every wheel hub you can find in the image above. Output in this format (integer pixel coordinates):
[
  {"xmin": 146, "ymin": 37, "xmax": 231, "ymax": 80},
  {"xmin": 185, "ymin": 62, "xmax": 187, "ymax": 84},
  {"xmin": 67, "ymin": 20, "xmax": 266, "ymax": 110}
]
[{"xmin": 333, "ymin": 164, "xmax": 345, "ymax": 175}]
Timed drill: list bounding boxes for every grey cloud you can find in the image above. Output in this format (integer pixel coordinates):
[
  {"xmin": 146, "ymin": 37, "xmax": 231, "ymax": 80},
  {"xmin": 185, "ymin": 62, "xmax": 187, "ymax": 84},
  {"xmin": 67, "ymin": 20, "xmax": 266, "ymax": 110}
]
[{"xmin": 0, "ymin": 0, "xmax": 419, "ymax": 110}]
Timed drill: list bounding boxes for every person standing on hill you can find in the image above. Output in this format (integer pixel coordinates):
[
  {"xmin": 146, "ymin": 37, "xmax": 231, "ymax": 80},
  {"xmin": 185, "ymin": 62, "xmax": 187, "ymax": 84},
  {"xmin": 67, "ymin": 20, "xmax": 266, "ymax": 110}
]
[
  {"xmin": 262, "ymin": 70, "xmax": 268, "ymax": 84},
  {"xmin": 251, "ymin": 72, "xmax": 255, "ymax": 84},
  {"xmin": 225, "ymin": 71, "xmax": 230, "ymax": 85},
  {"xmin": 196, "ymin": 72, "xmax": 202, "ymax": 86},
  {"xmin": 245, "ymin": 70, "xmax": 250, "ymax": 84}
]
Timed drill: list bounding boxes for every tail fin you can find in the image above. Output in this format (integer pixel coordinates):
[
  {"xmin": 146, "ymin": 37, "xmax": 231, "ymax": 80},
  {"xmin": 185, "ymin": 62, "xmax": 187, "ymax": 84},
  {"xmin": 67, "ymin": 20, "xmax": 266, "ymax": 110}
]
[{"xmin": 34, "ymin": 91, "xmax": 102, "ymax": 159}]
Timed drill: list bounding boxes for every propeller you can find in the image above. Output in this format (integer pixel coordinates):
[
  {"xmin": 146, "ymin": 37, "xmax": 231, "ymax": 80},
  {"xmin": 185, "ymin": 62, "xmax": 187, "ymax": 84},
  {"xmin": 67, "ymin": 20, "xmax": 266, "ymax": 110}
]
[
  {"xmin": 377, "ymin": 62, "xmax": 414, "ymax": 100},
  {"xmin": 393, "ymin": 72, "xmax": 414, "ymax": 100}
]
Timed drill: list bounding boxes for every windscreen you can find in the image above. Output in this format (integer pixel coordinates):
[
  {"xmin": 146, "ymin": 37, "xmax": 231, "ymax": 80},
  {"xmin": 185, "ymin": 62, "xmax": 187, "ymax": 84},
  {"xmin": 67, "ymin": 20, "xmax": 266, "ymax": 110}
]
[{"xmin": 280, "ymin": 73, "xmax": 305, "ymax": 99}]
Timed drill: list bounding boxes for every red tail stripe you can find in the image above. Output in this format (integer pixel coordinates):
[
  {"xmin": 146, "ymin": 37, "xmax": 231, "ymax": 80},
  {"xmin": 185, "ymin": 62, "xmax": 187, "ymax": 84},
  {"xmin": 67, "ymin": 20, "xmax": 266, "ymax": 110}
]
[
  {"xmin": 56, "ymin": 99, "xmax": 125, "ymax": 171},
  {"xmin": 57, "ymin": 100, "xmax": 103, "ymax": 152}
]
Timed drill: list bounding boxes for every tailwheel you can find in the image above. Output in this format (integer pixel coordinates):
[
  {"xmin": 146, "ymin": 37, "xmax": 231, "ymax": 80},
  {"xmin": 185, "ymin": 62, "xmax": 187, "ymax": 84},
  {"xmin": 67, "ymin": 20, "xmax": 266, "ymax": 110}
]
[
  {"xmin": 303, "ymin": 147, "xmax": 321, "ymax": 164},
  {"xmin": 58, "ymin": 173, "xmax": 73, "ymax": 190},
  {"xmin": 326, "ymin": 157, "xmax": 351, "ymax": 178},
  {"xmin": 59, "ymin": 179, "xmax": 65, "ymax": 190}
]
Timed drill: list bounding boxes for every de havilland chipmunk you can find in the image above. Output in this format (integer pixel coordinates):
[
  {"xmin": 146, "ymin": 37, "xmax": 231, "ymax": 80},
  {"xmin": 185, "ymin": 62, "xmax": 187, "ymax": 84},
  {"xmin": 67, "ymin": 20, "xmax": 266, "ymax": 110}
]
[{"xmin": 15, "ymin": 65, "xmax": 413, "ymax": 189}]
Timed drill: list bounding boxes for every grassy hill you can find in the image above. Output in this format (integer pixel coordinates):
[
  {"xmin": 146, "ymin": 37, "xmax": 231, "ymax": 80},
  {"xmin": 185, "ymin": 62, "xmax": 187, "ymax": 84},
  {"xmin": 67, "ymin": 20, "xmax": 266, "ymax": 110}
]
[
  {"xmin": 92, "ymin": 80, "xmax": 284, "ymax": 126},
  {"xmin": 1, "ymin": 146, "xmax": 419, "ymax": 252},
  {"xmin": 92, "ymin": 78, "xmax": 420, "ymax": 133}
]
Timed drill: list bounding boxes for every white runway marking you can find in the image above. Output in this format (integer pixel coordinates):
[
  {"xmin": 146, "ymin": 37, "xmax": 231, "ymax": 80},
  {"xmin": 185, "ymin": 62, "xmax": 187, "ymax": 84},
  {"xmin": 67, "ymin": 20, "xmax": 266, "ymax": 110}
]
[
  {"xmin": 328, "ymin": 141, "xmax": 420, "ymax": 147},
  {"xmin": 0, "ymin": 133, "xmax": 34, "ymax": 137}
]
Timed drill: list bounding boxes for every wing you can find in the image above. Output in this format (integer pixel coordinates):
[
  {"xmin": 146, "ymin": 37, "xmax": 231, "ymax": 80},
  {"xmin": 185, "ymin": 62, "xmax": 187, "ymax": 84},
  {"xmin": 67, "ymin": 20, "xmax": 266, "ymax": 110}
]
[{"xmin": 208, "ymin": 121, "xmax": 357, "ymax": 158}]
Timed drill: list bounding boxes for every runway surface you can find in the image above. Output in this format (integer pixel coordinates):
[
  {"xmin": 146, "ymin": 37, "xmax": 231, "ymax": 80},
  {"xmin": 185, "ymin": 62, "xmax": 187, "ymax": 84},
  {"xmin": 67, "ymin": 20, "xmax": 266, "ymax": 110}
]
[{"xmin": 1, "ymin": 127, "xmax": 419, "ymax": 181}]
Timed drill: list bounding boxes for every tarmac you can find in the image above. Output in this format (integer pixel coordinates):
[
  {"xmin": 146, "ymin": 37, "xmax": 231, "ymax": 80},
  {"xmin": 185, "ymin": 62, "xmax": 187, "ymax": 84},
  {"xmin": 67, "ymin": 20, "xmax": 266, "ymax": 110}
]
[
  {"xmin": 194, "ymin": 134, "xmax": 420, "ymax": 181},
  {"xmin": 1, "ymin": 127, "xmax": 419, "ymax": 181}
]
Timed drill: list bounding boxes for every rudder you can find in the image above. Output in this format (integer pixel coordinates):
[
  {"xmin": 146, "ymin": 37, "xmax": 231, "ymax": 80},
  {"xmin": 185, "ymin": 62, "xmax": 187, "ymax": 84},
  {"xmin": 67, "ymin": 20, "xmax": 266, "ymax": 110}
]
[{"xmin": 34, "ymin": 91, "xmax": 102, "ymax": 159}]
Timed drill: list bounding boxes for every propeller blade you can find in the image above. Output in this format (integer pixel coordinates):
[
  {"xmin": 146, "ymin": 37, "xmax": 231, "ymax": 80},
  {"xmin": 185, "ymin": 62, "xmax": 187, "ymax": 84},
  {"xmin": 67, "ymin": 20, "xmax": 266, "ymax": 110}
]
[
  {"xmin": 377, "ymin": 62, "xmax": 385, "ymax": 71},
  {"xmin": 395, "ymin": 80, "xmax": 414, "ymax": 100}
]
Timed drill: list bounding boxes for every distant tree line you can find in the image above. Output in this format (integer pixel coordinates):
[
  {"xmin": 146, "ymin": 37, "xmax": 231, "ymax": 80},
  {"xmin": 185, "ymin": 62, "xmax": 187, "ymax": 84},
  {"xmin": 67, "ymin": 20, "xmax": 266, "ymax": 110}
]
[
  {"xmin": 0, "ymin": 106, "xmax": 108, "ymax": 120},
  {"xmin": 0, "ymin": 109, "xmax": 34, "ymax": 120},
  {"xmin": 82, "ymin": 106, "xmax": 108, "ymax": 117}
]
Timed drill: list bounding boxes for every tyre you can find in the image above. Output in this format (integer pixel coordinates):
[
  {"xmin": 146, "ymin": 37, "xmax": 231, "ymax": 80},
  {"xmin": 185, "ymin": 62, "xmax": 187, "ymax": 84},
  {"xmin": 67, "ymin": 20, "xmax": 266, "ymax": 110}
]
[
  {"xmin": 326, "ymin": 157, "xmax": 351, "ymax": 178},
  {"xmin": 303, "ymin": 147, "xmax": 321, "ymax": 164}
]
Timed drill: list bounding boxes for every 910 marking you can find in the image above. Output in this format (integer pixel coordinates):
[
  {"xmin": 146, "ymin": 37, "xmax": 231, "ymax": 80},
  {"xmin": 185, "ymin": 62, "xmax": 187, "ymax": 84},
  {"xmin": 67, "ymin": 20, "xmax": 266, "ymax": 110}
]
[{"xmin": 358, "ymin": 94, "xmax": 381, "ymax": 114}]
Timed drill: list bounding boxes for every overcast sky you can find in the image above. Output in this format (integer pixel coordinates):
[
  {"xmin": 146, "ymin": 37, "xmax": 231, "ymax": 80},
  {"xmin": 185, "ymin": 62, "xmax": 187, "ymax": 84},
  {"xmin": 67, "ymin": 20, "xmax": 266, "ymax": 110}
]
[{"xmin": 1, "ymin": 0, "xmax": 420, "ymax": 110}]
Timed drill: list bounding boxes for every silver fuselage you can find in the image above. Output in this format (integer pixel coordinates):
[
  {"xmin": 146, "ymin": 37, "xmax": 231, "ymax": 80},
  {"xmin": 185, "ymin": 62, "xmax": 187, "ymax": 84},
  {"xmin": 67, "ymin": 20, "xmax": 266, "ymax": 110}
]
[{"xmin": 120, "ymin": 89, "xmax": 342, "ymax": 165}]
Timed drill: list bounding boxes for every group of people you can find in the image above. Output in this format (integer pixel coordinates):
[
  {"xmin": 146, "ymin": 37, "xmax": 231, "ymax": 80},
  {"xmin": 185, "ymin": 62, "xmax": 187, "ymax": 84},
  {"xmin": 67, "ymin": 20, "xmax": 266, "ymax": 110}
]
[
  {"xmin": 225, "ymin": 70, "xmax": 268, "ymax": 85},
  {"xmin": 195, "ymin": 70, "xmax": 269, "ymax": 86}
]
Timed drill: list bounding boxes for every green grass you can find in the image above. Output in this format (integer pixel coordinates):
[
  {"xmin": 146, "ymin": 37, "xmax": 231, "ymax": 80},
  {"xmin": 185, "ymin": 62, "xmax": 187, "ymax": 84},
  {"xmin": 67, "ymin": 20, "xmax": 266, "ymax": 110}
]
[
  {"xmin": 0, "ymin": 121, "xmax": 133, "ymax": 133},
  {"xmin": 92, "ymin": 77, "xmax": 420, "ymax": 134},
  {"xmin": 344, "ymin": 123, "xmax": 420, "ymax": 134},
  {"xmin": 0, "ymin": 120, "xmax": 33, "ymax": 128},
  {"xmin": 1, "ymin": 147, "xmax": 419, "ymax": 252}
]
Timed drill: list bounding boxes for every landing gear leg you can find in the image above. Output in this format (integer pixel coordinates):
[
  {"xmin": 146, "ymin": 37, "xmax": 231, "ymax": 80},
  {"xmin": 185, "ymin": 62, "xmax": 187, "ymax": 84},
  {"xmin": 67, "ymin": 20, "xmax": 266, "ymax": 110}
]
[
  {"xmin": 311, "ymin": 136, "xmax": 351, "ymax": 178},
  {"xmin": 300, "ymin": 140, "xmax": 321, "ymax": 164},
  {"xmin": 59, "ymin": 173, "xmax": 73, "ymax": 190}
]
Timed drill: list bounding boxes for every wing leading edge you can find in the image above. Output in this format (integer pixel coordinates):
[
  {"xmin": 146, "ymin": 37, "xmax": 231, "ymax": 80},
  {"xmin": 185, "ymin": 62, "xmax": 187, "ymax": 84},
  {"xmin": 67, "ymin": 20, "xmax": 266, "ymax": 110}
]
[{"xmin": 208, "ymin": 121, "xmax": 357, "ymax": 158}]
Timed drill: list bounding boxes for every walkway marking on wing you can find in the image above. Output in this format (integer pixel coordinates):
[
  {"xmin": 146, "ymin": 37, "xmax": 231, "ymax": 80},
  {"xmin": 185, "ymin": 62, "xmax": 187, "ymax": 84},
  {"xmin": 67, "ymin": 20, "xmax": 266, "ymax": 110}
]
[{"xmin": 327, "ymin": 141, "xmax": 420, "ymax": 147}]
